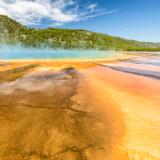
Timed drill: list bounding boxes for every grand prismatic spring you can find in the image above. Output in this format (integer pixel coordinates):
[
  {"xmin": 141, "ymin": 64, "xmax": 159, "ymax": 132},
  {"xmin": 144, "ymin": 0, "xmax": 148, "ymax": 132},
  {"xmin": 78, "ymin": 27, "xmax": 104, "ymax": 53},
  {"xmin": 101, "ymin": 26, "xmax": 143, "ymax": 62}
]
[{"xmin": 0, "ymin": 48, "xmax": 159, "ymax": 160}]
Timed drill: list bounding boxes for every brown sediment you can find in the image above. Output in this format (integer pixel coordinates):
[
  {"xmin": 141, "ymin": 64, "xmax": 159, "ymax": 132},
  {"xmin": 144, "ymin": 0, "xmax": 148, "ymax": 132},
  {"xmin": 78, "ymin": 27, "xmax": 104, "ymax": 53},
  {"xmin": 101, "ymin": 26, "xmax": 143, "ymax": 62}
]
[
  {"xmin": 0, "ymin": 65, "xmax": 126, "ymax": 160},
  {"xmin": 0, "ymin": 64, "xmax": 40, "ymax": 83},
  {"xmin": 0, "ymin": 58, "xmax": 159, "ymax": 159}
]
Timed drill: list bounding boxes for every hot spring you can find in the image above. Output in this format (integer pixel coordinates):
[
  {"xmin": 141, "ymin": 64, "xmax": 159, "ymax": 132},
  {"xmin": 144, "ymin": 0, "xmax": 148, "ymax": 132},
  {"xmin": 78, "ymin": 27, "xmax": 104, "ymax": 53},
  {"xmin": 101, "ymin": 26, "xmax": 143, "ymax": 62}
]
[
  {"xmin": 0, "ymin": 45, "xmax": 118, "ymax": 60},
  {"xmin": 0, "ymin": 44, "xmax": 160, "ymax": 160}
]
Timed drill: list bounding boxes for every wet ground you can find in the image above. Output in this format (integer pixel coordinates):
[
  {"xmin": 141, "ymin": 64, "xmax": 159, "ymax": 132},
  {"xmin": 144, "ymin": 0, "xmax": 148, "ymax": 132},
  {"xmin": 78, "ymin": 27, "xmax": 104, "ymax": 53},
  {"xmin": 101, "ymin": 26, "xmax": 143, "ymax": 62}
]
[{"xmin": 0, "ymin": 54, "xmax": 159, "ymax": 160}]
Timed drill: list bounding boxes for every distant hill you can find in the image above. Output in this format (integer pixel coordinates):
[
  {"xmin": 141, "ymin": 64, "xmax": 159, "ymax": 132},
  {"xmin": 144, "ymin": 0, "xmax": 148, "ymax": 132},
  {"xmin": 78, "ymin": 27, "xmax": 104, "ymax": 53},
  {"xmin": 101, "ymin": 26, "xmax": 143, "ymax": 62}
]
[{"xmin": 0, "ymin": 15, "xmax": 160, "ymax": 51}]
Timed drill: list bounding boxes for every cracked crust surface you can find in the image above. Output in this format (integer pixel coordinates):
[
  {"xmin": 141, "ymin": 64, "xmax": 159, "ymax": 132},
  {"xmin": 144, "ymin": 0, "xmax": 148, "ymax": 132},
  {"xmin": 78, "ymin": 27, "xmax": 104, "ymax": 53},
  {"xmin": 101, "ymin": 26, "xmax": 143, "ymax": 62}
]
[{"xmin": 0, "ymin": 66, "xmax": 124, "ymax": 160}]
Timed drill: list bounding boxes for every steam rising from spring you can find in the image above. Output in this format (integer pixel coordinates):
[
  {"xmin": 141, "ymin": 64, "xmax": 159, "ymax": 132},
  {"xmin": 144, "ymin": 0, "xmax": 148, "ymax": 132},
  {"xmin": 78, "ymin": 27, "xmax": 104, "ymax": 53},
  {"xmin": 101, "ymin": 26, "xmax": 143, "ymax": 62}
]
[{"xmin": 0, "ymin": 44, "xmax": 117, "ymax": 60}]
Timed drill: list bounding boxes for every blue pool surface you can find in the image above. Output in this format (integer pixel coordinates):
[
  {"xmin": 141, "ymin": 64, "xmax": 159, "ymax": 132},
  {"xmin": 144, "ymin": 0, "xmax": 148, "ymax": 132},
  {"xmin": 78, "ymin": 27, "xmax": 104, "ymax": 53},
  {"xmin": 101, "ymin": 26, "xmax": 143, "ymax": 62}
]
[{"xmin": 0, "ymin": 45, "xmax": 117, "ymax": 60}]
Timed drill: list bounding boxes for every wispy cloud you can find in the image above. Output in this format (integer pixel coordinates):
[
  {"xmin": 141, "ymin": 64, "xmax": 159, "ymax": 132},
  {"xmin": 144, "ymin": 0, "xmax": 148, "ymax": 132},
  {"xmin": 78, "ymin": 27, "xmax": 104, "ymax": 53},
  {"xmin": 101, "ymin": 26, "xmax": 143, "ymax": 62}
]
[{"xmin": 0, "ymin": 0, "xmax": 118, "ymax": 27}]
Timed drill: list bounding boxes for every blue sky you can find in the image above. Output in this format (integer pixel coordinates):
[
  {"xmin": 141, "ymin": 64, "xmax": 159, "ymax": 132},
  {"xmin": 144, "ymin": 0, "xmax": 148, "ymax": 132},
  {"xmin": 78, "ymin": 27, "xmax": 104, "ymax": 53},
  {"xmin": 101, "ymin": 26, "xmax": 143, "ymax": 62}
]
[
  {"xmin": 0, "ymin": 0, "xmax": 159, "ymax": 42},
  {"xmin": 63, "ymin": 0, "xmax": 160, "ymax": 42}
]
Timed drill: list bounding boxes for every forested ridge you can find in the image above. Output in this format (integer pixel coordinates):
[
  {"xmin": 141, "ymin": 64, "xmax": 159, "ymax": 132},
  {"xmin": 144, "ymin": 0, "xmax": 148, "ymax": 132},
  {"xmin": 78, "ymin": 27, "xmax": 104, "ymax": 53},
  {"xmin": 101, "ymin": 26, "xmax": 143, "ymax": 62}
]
[{"xmin": 0, "ymin": 15, "xmax": 160, "ymax": 51}]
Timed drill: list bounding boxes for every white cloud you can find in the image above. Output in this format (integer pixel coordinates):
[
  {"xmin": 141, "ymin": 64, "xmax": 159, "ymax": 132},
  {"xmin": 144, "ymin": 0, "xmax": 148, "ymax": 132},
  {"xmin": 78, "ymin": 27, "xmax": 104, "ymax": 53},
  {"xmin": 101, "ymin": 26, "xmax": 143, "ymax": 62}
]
[{"xmin": 0, "ymin": 0, "xmax": 118, "ymax": 26}]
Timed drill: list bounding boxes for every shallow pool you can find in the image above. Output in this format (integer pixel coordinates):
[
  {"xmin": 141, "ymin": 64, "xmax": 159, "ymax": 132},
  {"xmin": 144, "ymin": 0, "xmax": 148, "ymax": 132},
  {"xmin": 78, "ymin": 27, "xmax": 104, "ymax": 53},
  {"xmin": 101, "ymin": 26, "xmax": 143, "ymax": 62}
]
[{"xmin": 0, "ymin": 45, "xmax": 117, "ymax": 60}]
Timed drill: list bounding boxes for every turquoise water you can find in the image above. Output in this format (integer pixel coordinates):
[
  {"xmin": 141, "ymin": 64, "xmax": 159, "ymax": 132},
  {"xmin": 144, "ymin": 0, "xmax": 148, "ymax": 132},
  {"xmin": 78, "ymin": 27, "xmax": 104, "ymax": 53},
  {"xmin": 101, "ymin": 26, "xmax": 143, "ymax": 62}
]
[{"xmin": 0, "ymin": 45, "xmax": 117, "ymax": 60}]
